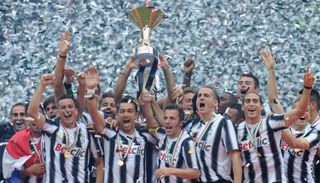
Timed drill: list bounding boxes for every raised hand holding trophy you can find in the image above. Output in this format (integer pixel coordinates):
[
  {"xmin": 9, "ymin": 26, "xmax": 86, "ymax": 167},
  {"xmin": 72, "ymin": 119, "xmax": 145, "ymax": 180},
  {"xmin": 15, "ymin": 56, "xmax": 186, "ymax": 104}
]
[{"xmin": 128, "ymin": 6, "xmax": 165, "ymax": 96}]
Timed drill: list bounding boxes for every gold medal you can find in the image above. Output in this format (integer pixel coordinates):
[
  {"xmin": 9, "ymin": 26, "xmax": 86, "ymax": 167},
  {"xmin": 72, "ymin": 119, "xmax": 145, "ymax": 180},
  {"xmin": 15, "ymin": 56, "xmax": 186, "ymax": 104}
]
[
  {"xmin": 64, "ymin": 151, "xmax": 71, "ymax": 158},
  {"xmin": 117, "ymin": 160, "xmax": 124, "ymax": 166},
  {"xmin": 188, "ymin": 148, "xmax": 194, "ymax": 154}
]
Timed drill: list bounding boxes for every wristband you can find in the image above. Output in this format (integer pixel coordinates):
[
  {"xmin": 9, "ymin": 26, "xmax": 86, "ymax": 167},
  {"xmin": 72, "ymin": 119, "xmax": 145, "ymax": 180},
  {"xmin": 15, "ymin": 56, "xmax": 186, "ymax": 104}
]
[
  {"xmin": 304, "ymin": 85, "xmax": 312, "ymax": 90},
  {"xmin": 85, "ymin": 88, "xmax": 95, "ymax": 99},
  {"xmin": 59, "ymin": 54, "xmax": 67, "ymax": 59}
]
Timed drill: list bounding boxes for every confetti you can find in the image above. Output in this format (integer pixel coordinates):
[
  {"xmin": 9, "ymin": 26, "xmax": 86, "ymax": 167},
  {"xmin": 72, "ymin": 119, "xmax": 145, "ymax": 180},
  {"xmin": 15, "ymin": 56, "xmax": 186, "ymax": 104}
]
[{"xmin": 0, "ymin": 0, "xmax": 319, "ymax": 121}]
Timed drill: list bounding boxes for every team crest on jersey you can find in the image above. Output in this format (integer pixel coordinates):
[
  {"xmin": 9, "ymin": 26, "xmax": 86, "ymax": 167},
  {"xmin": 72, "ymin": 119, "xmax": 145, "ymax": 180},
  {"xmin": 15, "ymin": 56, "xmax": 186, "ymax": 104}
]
[
  {"xmin": 195, "ymin": 140, "xmax": 211, "ymax": 152},
  {"xmin": 239, "ymin": 136, "xmax": 269, "ymax": 151},
  {"xmin": 158, "ymin": 150, "xmax": 177, "ymax": 165},
  {"xmin": 54, "ymin": 143, "xmax": 86, "ymax": 158},
  {"xmin": 116, "ymin": 145, "xmax": 144, "ymax": 156}
]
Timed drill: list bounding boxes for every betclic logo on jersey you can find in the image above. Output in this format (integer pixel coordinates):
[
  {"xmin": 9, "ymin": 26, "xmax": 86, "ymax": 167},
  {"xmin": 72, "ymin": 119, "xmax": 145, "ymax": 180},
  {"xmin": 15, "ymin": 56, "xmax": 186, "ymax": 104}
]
[
  {"xmin": 54, "ymin": 143, "xmax": 86, "ymax": 157},
  {"xmin": 158, "ymin": 150, "xmax": 177, "ymax": 165},
  {"xmin": 116, "ymin": 145, "xmax": 144, "ymax": 156},
  {"xmin": 195, "ymin": 140, "xmax": 212, "ymax": 152},
  {"xmin": 239, "ymin": 136, "xmax": 269, "ymax": 151}
]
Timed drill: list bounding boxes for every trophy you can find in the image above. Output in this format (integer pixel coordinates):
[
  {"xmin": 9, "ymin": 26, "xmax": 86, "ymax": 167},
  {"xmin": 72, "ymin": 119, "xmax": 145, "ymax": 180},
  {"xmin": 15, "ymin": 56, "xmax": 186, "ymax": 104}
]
[{"xmin": 128, "ymin": 7, "xmax": 165, "ymax": 96}]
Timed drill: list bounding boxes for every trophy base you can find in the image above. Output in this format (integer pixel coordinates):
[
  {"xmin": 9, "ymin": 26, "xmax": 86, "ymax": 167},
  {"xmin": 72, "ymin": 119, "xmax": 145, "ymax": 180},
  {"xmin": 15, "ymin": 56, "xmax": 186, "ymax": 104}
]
[{"xmin": 135, "ymin": 46, "xmax": 158, "ymax": 66}]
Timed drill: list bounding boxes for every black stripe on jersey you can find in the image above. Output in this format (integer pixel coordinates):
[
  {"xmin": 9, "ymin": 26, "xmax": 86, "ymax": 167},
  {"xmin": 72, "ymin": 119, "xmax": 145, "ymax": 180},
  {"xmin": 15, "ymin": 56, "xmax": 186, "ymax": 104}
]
[
  {"xmin": 60, "ymin": 131, "xmax": 68, "ymax": 183},
  {"xmin": 242, "ymin": 126, "xmax": 255, "ymax": 182},
  {"xmin": 266, "ymin": 118, "xmax": 282, "ymax": 182},
  {"xmin": 300, "ymin": 151, "xmax": 310, "ymax": 183},
  {"xmin": 257, "ymin": 145, "xmax": 268, "ymax": 183},
  {"xmin": 107, "ymin": 136, "xmax": 116, "ymax": 183},
  {"xmin": 183, "ymin": 138, "xmax": 194, "ymax": 168},
  {"xmin": 140, "ymin": 131, "xmax": 154, "ymax": 183},
  {"xmin": 72, "ymin": 128, "xmax": 81, "ymax": 183},
  {"xmin": 287, "ymin": 153, "xmax": 295, "ymax": 183},
  {"xmin": 49, "ymin": 128, "xmax": 59, "ymax": 183},
  {"xmin": 120, "ymin": 163, "xmax": 127, "ymax": 183},
  {"xmin": 199, "ymin": 120, "xmax": 223, "ymax": 181},
  {"xmin": 223, "ymin": 119, "xmax": 235, "ymax": 150},
  {"xmin": 84, "ymin": 128, "xmax": 90, "ymax": 183},
  {"xmin": 132, "ymin": 133, "xmax": 141, "ymax": 182}
]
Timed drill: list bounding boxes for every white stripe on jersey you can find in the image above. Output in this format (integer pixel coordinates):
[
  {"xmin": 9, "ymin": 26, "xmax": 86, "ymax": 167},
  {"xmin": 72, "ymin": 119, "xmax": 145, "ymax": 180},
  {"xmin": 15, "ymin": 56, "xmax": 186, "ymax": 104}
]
[
  {"xmin": 155, "ymin": 128, "xmax": 198, "ymax": 183},
  {"xmin": 236, "ymin": 114, "xmax": 287, "ymax": 183},
  {"xmin": 42, "ymin": 120, "xmax": 103, "ymax": 183},
  {"xmin": 102, "ymin": 124, "xmax": 156, "ymax": 183},
  {"xmin": 185, "ymin": 113, "xmax": 239, "ymax": 182},
  {"xmin": 283, "ymin": 117, "xmax": 320, "ymax": 183}
]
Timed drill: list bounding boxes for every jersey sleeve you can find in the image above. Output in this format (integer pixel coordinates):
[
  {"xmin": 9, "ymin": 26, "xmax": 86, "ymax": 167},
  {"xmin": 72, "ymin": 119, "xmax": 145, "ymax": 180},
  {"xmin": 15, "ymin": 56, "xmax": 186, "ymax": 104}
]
[
  {"xmin": 221, "ymin": 118, "xmax": 239, "ymax": 151},
  {"xmin": 267, "ymin": 114, "xmax": 287, "ymax": 131},
  {"xmin": 304, "ymin": 128, "xmax": 320, "ymax": 149},
  {"xmin": 101, "ymin": 123, "xmax": 117, "ymax": 140}
]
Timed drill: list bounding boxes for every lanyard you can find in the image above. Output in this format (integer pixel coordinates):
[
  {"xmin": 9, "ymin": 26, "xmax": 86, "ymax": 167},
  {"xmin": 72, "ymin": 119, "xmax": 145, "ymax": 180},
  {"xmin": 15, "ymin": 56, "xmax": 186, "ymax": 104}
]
[
  {"xmin": 165, "ymin": 130, "xmax": 183, "ymax": 167},
  {"xmin": 62, "ymin": 125, "xmax": 80, "ymax": 152},
  {"xmin": 116, "ymin": 130, "xmax": 136, "ymax": 161},
  {"xmin": 30, "ymin": 136, "xmax": 43, "ymax": 162},
  {"xmin": 246, "ymin": 118, "xmax": 263, "ymax": 148},
  {"xmin": 194, "ymin": 114, "xmax": 217, "ymax": 143}
]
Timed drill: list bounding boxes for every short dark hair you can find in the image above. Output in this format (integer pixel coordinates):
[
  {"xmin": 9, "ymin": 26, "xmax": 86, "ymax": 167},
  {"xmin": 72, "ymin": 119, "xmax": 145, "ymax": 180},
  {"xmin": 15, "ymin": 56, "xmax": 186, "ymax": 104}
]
[
  {"xmin": 222, "ymin": 91, "xmax": 238, "ymax": 105},
  {"xmin": 57, "ymin": 94, "xmax": 79, "ymax": 109},
  {"xmin": 183, "ymin": 87, "xmax": 196, "ymax": 95},
  {"xmin": 201, "ymin": 86, "xmax": 220, "ymax": 106},
  {"xmin": 164, "ymin": 103, "xmax": 185, "ymax": 122},
  {"xmin": 229, "ymin": 103, "xmax": 245, "ymax": 123},
  {"xmin": 43, "ymin": 95, "xmax": 56, "ymax": 110},
  {"xmin": 299, "ymin": 88, "xmax": 320, "ymax": 110},
  {"xmin": 240, "ymin": 72, "xmax": 260, "ymax": 89},
  {"xmin": 100, "ymin": 91, "xmax": 116, "ymax": 106},
  {"xmin": 242, "ymin": 92, "xmax": 263, "ymax": 105},
  {"xmin": 10, "ymin": 102, "xmax": 26, "ymax": 116},
  {"xmin": 117, "ymin": 95, "xmax": 139, "ymax": 112}
]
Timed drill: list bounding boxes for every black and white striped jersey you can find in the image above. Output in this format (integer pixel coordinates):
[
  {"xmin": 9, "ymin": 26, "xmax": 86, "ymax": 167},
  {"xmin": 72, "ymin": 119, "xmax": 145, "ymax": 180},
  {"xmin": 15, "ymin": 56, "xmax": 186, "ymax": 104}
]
[
  {"xmin": 283, "ymin": 117, "xmax": 320, "ymax": 183},
  {"xmin": 235, "ymin": 114, "xmax": 287, "ymax": 183},
  {"xmin": 42, "ymin": 120, "xmax": 103, "ymax": 183},
  {"xmin": 185, "ymin": 113, "xmax": 239, "ymax": 182},
  {"xmin": 152, "ymin": 128, "xmax": 199, "ymax": 183},
  {"xmin": 101, "ymin": 124, "xmax": 156, "ymax": 183}
]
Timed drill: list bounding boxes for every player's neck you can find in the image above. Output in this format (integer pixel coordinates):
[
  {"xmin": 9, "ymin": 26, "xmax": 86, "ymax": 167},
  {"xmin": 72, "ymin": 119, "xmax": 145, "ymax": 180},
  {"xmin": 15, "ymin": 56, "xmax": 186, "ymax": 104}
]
[
  {"xmin": 62, "ymin": 122, "xmax": 77, "ymax": 129},
  {"xmin": 168, "ymin": 129, "xmax": 182, "ymax": 139},
  {"xmin": 30, "ymin": 129, "xmax": 42, "ymax": 138},
  {"xmin": 246, "ymin": 117, "xmax": 261, "ymax": 125},
  {"xmin": 292, "ymin": 124, "xmax": 307, "ymax": 131},
  {"xmin": 200, "ymin": 112, "xmax": 215, "ymax": 122},
  {"xmin": 121, "ymin": 127, "xmax": 135, "ymax": 135}
]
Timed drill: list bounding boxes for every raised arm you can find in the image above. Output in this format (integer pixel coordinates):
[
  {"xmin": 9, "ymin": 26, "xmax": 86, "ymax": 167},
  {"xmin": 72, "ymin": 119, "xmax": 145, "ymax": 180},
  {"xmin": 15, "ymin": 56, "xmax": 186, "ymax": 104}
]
[
  {"xmin": 182, "ymin": 58, "xmax": 195, "ymax": 89},
  {"xmin": 27, "ymin": 74, "xmax": 56, "ymax": 128},
  {"xmin": 54, "ymin": 31, "xmax": 71, "ymax": 101},
  {"xmin": 159, "ymin": 55, "xmax": 176, "ymax": 103},
  {"xmin": 151, "ymin": 100, "xmax": 165, "ymax": 126},
  {"xmin": 76, "ymin": 71, "xmax": 86, "ymax": 114},
  {"xmin": 261, "ymin": 49, "xmax": 283, "ymax": 114},
  {"xmin": 139, "ymin": 90, "xmax": 159, "ymax": 128},
  {"xmin": 85, "ymin": 67, "xmax": 106, "ymax": 133},
  {"xmin": 284, "ymin": 68, "xmax": 314, "ymax": 127},
  {"xmin": 113, "ymin": 54, "xmax": 136, "ymax": 103},
  {"xmin": 281, "ymin": 130, "xmax": 310, "ymax": 150}
]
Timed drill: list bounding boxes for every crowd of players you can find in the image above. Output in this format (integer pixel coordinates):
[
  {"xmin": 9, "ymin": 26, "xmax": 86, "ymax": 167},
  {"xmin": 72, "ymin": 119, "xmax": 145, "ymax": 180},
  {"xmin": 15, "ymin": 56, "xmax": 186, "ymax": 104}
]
[{"xmin": 0, "ymin": 31, "xmax": 320, "ymax": 183}]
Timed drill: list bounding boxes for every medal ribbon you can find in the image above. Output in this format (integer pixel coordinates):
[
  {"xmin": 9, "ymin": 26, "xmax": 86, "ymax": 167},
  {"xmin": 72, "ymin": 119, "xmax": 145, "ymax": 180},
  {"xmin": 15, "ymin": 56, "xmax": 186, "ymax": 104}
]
[
  {"xmin": 165, "ymin": 130, "xmax": 184, "ymax": 167},
  {"xmin": 116, "ymin": 129, "xmax": 136, "ymax": 162},
  {"xmin": 246, "ymin": 118, "xmax": 263, "ymax": 149},
  {"xmin": 62, "ymin": 125, "xmax": 80, "ymax": 152},
  {"xmin": 30, "ymin": 137, "xmax": 43, "ymax": 162},
  {"xmin": 194, "ymin": 114, "xmax": 217, "ymax": 144}
]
